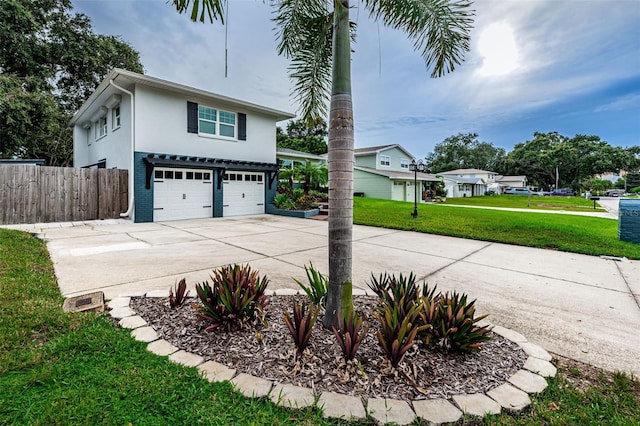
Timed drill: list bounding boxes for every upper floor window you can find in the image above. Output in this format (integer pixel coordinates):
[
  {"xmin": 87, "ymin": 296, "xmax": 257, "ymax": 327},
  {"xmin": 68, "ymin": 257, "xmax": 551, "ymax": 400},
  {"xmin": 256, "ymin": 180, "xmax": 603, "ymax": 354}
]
[
  {"xmin": 198, "ymin": 105, "xmax": 236, "ymax": 138},
  {"xmin": 380, "ymin": 155, "xmax": 390, "ymax": 167},
  {"xmin": 96, "ymin": 116, "xmax": 107, "ymax": 139},
  {"xmin": 400, "ymin": 159, "xmax": 409, "ymax": 169},
  {"xmin": 112, "ymin": 106, "xmax": 121, "ymax": 130}
]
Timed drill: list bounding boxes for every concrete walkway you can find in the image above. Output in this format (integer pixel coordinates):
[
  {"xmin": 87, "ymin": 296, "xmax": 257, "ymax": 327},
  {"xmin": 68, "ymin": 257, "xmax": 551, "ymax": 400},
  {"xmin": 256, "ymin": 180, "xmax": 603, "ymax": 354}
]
[{"xmin": 4, "ymin": 215, "xmax": 639, "ymax": 376}]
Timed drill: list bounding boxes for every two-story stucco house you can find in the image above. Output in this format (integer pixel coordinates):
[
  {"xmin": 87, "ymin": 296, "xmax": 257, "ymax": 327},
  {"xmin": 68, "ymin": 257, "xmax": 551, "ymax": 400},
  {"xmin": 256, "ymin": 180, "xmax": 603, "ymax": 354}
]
[
  {"xmin": 71, "ymin": 69, "xmax": 294, "ymax": 222},
  {"xmin": 353, "ymin": 144, "xmax": 438, "ymax": 202}
]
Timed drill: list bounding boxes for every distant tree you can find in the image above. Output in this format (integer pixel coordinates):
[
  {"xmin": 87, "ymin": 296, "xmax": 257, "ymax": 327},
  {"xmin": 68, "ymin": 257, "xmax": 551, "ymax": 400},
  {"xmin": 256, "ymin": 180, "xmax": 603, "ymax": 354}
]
[
  {"xmin": 0, "ymin": 0, "xmax": 143, "ymax": 164},
  {"xmin": 424, "ymin": 133, "xmax": 506, "ymax": 173},
  {"xmin": 276, "ymin": 119, "xmax": 328, "ymax": 155},
  {"xmin": 504, "ymin": 132, "xmax": 639, "ymax": 190}
]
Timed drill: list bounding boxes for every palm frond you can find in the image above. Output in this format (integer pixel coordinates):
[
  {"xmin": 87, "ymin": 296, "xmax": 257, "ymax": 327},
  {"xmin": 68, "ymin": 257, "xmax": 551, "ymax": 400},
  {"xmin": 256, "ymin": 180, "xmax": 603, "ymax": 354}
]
[
  {"xmin": 172, "ymin": 0, "xmax": 225, "ymax": 24},
  {"xmin": 273, "ymin": 0, "xmax": 333, "ymax": 124},
  {"xmin": 364, "ymin": 0, "xmax": 474, "ymax": 77}
]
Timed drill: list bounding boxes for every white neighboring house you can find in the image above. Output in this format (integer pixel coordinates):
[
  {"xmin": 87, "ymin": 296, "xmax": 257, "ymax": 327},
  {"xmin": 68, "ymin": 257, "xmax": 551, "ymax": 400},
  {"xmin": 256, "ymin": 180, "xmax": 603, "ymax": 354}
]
[
  {"xmin": 276, "ymin": 147, "xmax": 326, "ymax": 169},
  {"xmin": 438, "ymin": 168, "xmax": 528, "ymax": 197},
  {"xmin": 353, "ymin": 144, "xmax": 439, "ymax": 202},
  {"xmin": 70, "ymin": 68, "xmax": 294, "ymax": 222}
]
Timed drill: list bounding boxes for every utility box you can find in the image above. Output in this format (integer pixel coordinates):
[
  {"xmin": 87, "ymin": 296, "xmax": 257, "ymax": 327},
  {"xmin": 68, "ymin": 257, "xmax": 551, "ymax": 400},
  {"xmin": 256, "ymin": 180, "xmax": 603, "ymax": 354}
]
[{"xmin": 619, "ymin": 199, "xmax": 640, "ymax": 244}]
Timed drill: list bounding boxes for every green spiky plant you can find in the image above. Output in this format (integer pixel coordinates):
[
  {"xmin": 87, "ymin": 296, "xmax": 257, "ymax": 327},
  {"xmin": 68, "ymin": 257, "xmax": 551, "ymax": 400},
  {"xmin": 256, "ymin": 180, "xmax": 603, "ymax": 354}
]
[
  {"xmin": 169, "ymin": 277, "xmax": 190, "ymax": 308},
  {"xmin": 420, "ymin": 291, "xmax": 491, "ymax": 353},
  {"xmin": 194, "ymin": 264, "xmax": 269, "ymax": 332},
  {"xmin": 368, "ymin": 272, "xmax": 420, "ymax": 313},
  {"xmin": 283, "ymin": 302, "xmax": 320, "ymax": 357},
  {"xmin": 374, "ymin": 296, "xmax": 429, "ymax": 368},
  {"xmin": 332, "ymin": 311, "xmax": 370, "ymax": 361},
  {"xmin": 292, "ymin": 262, "xmax": 329, "ymax": 305}
]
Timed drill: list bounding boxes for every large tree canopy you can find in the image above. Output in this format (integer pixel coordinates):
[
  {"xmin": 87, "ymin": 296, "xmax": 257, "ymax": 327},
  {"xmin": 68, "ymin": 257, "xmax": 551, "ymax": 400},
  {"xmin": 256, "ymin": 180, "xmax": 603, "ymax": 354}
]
[
  {"xmin": 276, "ymin": 119, "xmax": 328, "ymax": 155},
  {"xmin": 503, "ymin": 132, "xmax": 640, "ymax": 190},
  {"xmin": 0, "ymin": 0, "xmax": 143, "ymax": 164},
  {"xmin": 424, "ymin": 132, "xmax": 506, "ymax": 173}
]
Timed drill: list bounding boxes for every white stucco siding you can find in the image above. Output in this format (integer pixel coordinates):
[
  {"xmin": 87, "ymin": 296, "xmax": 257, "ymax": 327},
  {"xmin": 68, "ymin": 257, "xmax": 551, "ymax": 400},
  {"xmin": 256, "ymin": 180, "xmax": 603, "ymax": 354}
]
[
  {"xmin": 134, "ymin": 86, "xmax": 275, "ymax": 163},
  {"xmin": 72, "ymin": 92, "xmax": 132, "ymax": 169}
]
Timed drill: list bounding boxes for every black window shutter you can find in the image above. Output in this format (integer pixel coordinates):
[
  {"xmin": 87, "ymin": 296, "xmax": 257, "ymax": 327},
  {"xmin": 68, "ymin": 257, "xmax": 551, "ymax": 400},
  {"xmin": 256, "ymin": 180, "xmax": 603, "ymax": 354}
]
[
  {"xmin": 187, "ymin": 101, "xmax": 198, "ymax": 133},
  {"xmin": 238, "ymin": 113, "xmax": 247, "ymax": 140}
]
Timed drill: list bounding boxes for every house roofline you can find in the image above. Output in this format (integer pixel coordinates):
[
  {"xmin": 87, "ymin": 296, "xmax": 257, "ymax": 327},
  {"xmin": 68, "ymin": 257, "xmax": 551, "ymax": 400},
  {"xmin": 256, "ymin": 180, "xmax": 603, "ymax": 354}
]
[{"xmin": 70, "ymin": 68, "xmax": 296, "ymax": 126}]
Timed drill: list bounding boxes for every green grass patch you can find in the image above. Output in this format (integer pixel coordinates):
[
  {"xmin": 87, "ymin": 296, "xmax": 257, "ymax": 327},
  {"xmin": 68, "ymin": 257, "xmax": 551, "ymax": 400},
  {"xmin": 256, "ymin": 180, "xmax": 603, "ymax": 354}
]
[
  {"xmin": 353, "ymin": 198, "xmax": 640, "ymax": 259},
  {"xmin": 444, "ymin": 195, "xmax": 606, "ymax": 212}
]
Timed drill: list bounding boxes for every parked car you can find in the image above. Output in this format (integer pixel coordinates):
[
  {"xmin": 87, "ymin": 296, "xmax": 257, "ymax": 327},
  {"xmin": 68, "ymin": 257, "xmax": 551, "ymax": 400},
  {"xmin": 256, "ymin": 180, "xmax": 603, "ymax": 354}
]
[
  {"xmin": 604, "ymin": 189, "xmax": 625, "ymax": 197},
  {"xmin": 551, "ymin": 188, "xmax": 576, "ymax": 196},
  {"xmin": 504, "ymin": 188, "xmax": 531, "ymax": 195}
]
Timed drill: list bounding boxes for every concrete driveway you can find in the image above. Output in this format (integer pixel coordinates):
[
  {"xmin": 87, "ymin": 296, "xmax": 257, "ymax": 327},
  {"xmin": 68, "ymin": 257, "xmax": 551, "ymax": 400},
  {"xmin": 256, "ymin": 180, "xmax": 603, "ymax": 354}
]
[{"xmin": 12, "ymin": 215, "xmax": 640, "ymax": 376}]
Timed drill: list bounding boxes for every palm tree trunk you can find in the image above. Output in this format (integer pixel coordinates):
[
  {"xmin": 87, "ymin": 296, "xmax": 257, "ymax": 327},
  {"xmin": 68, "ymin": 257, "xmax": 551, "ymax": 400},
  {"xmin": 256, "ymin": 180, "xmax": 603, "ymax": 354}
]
[{"xmin": 323, "ymin": 0, "xmax": 353, "ymax": 330}]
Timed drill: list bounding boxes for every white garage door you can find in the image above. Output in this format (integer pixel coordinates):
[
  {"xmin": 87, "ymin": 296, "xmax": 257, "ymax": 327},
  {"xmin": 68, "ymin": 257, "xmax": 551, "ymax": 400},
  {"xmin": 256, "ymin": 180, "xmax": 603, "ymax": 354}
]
[
  {"xmin": 153, "ymin": 168, "xmax": 213, "ymax": 221},
  {"xmin": 223, "ymin": 172, "xmax": 265, "ymax": 217}
]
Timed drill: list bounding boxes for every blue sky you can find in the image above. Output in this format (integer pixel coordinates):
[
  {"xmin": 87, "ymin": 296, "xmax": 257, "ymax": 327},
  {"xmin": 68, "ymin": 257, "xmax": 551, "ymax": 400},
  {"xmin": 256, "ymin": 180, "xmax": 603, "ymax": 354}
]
[{"xmin": 74, "ymin": 0, "xmax": 640, "ymax": 159}]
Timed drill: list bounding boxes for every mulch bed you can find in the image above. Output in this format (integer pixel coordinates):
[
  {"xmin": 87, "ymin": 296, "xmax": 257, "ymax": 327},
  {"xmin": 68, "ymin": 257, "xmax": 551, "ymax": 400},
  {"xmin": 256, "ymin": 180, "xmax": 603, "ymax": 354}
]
[{"xmin": 130, "ymin": 295, "xmax": 527, "ymax": 402}]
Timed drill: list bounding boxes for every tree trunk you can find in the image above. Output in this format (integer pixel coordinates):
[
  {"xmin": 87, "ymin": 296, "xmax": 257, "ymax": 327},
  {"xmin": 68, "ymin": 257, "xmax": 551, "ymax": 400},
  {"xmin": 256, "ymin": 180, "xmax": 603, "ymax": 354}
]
[{"xmin": 323, "ymin": 0, "xmax": 353, "ymax": 330}]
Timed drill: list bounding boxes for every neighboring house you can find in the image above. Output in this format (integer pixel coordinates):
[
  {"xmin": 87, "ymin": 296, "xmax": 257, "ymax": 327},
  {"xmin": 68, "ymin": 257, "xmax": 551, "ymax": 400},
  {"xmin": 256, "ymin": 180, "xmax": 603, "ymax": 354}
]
[
  {"xmin": 353, "ymin": 144, "xmax": 439, "ymax": 202},
  {"xmin": 71, "ymin": 68, "xmax": 294, "ymax": 222},
  {"xmin": 439, "ymin": 168, "xmax": 528, "ymax": 197},
  {"xmin": 276, "ymin": 147, "xmax": 326, "ymax": 169}
]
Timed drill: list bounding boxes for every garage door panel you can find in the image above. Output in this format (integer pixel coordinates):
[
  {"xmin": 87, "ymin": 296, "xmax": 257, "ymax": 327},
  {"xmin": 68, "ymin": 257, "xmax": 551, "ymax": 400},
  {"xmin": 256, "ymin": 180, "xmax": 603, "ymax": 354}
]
[
  {"xmin": 154, "ymin": 168, "xmax": 213, "ymax": 221},
  {"xmin": 223, "ymin": 172, "xmax": 265, "ymax": 217}
]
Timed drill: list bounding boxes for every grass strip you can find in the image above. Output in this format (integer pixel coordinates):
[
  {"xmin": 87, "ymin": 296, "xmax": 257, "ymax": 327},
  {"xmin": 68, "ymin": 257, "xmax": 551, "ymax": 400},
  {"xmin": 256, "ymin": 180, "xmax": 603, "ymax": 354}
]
[{"xmin": 353, "ymin": 198, "xmax": 640, "ymax": 259}]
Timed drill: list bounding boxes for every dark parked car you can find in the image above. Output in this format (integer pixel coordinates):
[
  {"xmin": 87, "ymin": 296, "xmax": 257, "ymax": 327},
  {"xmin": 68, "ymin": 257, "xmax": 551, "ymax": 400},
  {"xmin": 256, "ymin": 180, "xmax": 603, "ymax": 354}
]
[
  {"xmin": 551, "ymin": 188, "xmax": 576, "ymax": 196},
  {"xmin": 504, "ymin": 188, "xmax": 532, "ymax": 195}
]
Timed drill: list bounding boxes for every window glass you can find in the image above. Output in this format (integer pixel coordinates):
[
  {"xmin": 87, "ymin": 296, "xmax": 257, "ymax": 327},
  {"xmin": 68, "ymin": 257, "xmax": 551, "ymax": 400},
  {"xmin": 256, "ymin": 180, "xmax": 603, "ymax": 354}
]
[
  {"xmin": 199, "ymin": 121, "xmax": 217, "ymax": 135},
  {"xmin": 195, "ymin": 172, "xmax": 203, "ymax": 180},
  {"xmin": 198, "ymin": 105, "xmax": 217, "ymax": 135},
  {"xmin": 203, "ymin": 173, "xmax": 210, "ymax": 180},
  {"xmin": 174, "ymin": 171, "xmax": 183, "ymax": 179},
  {"xmin": 380, "ymin": 155, "xmax": 390, "ymax": 166},
  {"xmin": 112, "ymin": 106, "xmax": 121, "ymax": 129},
  {"xmin": 197, "ymin": 105, "xmax": 236, "ymax": 138},
  {"xmin": 164, "ymin": 171, "xmax": 174, "ymax": 179},
  {"xmin": 230, "ymin": 174, "xmax": 236, "ymax": 181},
  {"xmin": 251, "ymin": 175, "xmax": 257, "ymax": 181},
  {"xmin": 400, "ymin": 159, "xmax": 409, "ymax": 169},
  {"xmin": 245, "ymin": 174, "xmax": 251, "ymax": 181},
  {"xmin": 186, "ymin": 172, "xmax": 194, "ymax": 180},
  {"xmin": 223, "ymin": 173, "xmax": 228, "ymax": 181},
  {"xmin": 154, "ymin": 170, "xmax": 163, "ymax": 179},
  {"xmin": 257, "ymin": 175, "xmax": 263, "ymax": 182}
]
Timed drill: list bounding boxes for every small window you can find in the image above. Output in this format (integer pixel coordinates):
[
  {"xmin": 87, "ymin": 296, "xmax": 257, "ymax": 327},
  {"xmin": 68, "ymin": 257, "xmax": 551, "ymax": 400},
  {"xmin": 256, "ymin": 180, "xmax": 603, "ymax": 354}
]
[
  {"xmin": 257, "ymin": 175, "xmax": 263, "ymax": 182},
  {"xmin": 96, "ymin": 116, "xmax": 107, "ymax": 139},
  {"xmin": 198, "ymin": 105, "xmax": 236, "ymax": 138},
  {"xmin": 203, "ymin": 172, "xmax": 211, "ymax": 180},
  {"xmin": 164, "ymin": 171, "xmax": 174, "ymax": 179},
  {"xmin": 400, "ymin": 159, "xmax": 409, "ymax": 169},
  {"xmin": 245, "ymin": 174, "xmax": 251, "ymax": 181},
  {"xmin": 186, "ymin": 172, "xmax": 194, "ymax": 180},
  {"xmin": 223, "ymin": 173, "xmax": 228, "ymax": 181},
  {"xmin": 251, "ymin": 175, "xmax": 257, "ymax": 181},
  {"xmin": 112, "ymin": 106, "xmax": 121, "ymax": 130},
  {"xmin": 195, "ymin": 172, "xmax": 203, "ymax": 180},
  {"xmin": 154, "ymin": 170, "xmax": 163, "ymax": 179},
  {"xmin": 230, "ymin": 174, "xmax": 236, "ymax": 181},
  {"xmin": 174, "ymin": 171, "xmax": 183, "ymax": 179},
  {"xmin": 380, "ymin": 155, "xmax": 390, "ymax": 167}
]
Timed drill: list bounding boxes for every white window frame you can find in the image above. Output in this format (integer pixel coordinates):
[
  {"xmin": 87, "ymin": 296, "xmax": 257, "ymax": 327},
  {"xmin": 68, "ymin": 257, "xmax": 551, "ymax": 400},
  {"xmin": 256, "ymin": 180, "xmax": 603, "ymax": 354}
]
[
  {"xmin": 198, "ymin": 105, "xmax": 237, "ymax": 140},
  {"xmin": 400, "ymin": 159, "xmax": 409, "ymax": 169},
  {"xmin": 380, "ymin": 155, "xmax": 391, "ymax": 167},
  {"xmin": 95, "ymin": 116, "xmax": 107, "ymax": 140},
  {"xmin": 112, "ymin": 106, "xmax": 121, "ymax": 130}
]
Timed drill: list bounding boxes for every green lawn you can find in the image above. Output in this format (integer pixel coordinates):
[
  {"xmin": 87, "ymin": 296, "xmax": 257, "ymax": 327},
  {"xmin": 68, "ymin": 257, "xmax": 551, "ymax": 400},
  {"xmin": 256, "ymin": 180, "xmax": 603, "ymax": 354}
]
[
  {"xmin": 1, "ymin": 225, "xmax": 638, "ymax": 425},
  {"xmin": 353, "ymin": 197, "xmax": 640, "ymax": 260},
  {"xmin": 443, "ymin": 194, "xmax": 606, "ymax": 212}
]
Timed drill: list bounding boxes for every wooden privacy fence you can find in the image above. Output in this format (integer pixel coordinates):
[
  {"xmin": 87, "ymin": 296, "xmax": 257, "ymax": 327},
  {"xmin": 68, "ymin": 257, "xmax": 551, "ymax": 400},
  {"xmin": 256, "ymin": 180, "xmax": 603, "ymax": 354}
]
[{"xmin": 0, "ymin": 166, "xmax": 128, "ymax": 225}]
